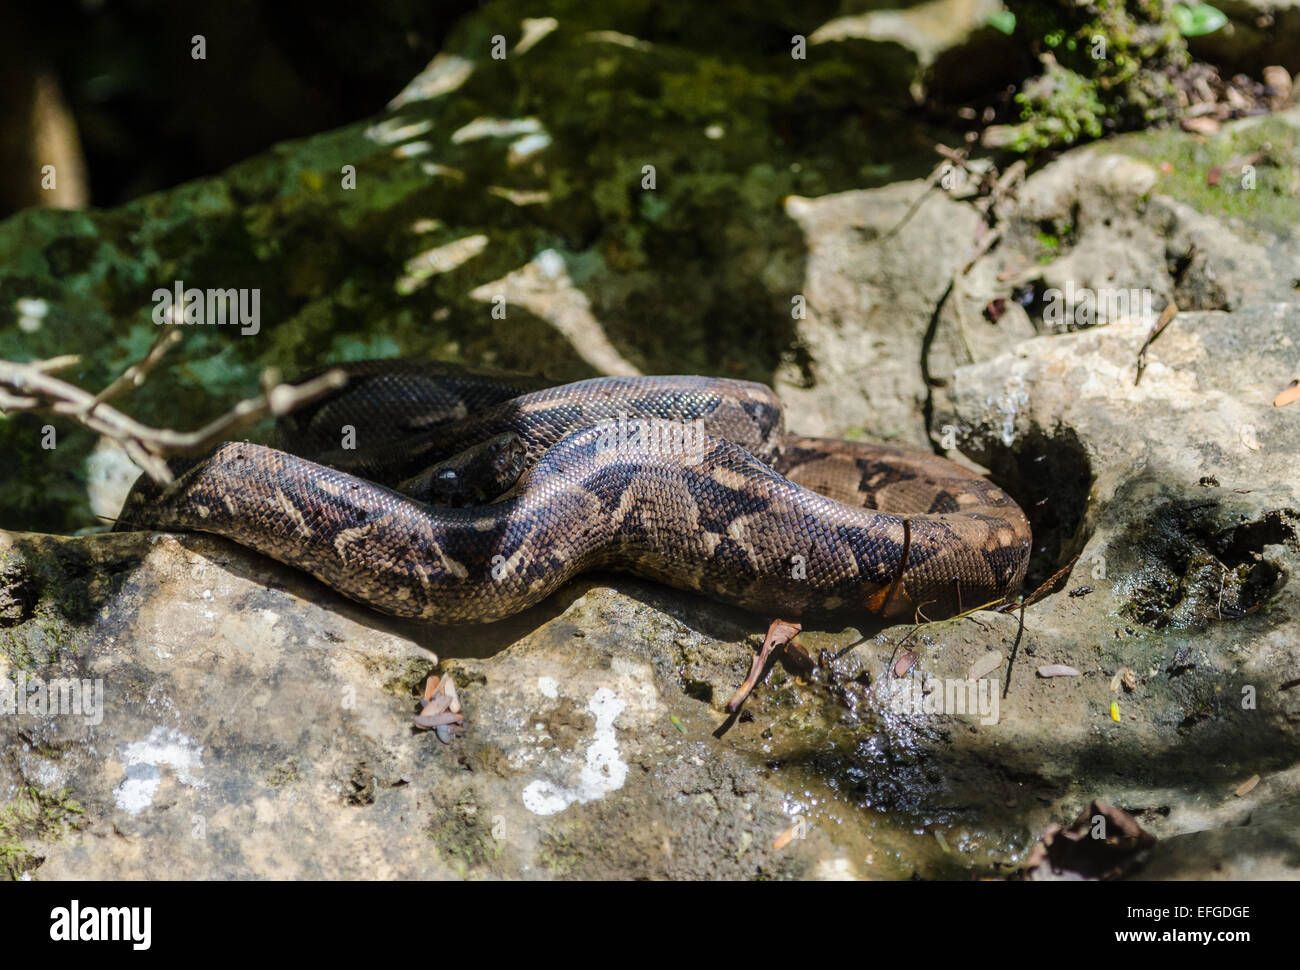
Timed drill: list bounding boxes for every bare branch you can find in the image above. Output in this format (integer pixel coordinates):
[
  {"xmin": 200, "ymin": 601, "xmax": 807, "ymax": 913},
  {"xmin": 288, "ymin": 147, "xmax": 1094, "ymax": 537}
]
[
  {"xmin": 0, "ymin": 351, "xmax": 348, "ymax": 485},
  {"xmin": 81, "ymin": 329, "xmax": 182, "ymax": 415}
]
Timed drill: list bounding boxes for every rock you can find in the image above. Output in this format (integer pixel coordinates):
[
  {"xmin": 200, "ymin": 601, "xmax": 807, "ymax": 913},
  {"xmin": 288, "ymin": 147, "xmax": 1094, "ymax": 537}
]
[
  {"xmin": 0, "ymin": 529, "xmax": 871, "ymax": 879},
  {"xmin": 777, "ymin": 184, "xmax": 995, "ymax": 444},
  {"xmin": 939, "ymin": 304, "xmax": 1300, "ymax": 878}
]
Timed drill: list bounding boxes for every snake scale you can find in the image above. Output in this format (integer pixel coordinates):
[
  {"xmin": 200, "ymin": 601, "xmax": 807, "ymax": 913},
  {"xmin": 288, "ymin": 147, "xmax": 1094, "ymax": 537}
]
[{"xmin": 115, "ymin": 362, "xmax": 1031, "ymax": 626}]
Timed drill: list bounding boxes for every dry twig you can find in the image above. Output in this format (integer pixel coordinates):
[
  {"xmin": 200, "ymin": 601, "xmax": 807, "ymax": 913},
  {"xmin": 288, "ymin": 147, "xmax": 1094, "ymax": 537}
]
[
  {"xmin": 1135, "ymin": 301, "xmax": 1179, "ymax": 385},
  {"xmin": 0, "ymin": 339, "xmax": 347, "ymax": 486}
]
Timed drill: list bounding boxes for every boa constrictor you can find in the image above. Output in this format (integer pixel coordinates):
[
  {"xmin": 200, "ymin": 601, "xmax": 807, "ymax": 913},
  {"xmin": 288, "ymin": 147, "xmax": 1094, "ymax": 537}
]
[{"xmin": 116, "ymin": 363, "xmax": 1031, "ymax": 629}]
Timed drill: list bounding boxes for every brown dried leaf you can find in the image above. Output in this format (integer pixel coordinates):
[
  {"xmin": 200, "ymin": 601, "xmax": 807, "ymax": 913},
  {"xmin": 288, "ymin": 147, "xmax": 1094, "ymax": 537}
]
[
  {"xmin": 1273, "ymin": 381, "xmax": 1300, "ymax": 408},
  {"xmin": 1018, "ymin": 800, "xmax": 1157, "ymax": 881},
  {"xmin": 894, "ymin": 651, "xmax": 920, "ymax": 677},
  {"xmin": 1234, "ymin": 775, "xmax": 1260, "ymax": 798},
  {"xmin": 1181, "ymin": 116, "xmax": 1220, "ymax": 136},
  {"xmin": 772, "ymin": 826, "xmax": 797, "ymax": 850}
]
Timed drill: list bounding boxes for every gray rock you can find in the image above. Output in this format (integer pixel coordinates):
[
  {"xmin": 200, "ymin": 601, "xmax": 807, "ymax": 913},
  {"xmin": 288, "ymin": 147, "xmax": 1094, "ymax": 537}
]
[
  {"xmin": 940, "ymin": 304, "xmax": 1300, "ymax": 877},
  {"xmin": 0, "ymin": 530, "xmax": 872, "ymax": 879}
]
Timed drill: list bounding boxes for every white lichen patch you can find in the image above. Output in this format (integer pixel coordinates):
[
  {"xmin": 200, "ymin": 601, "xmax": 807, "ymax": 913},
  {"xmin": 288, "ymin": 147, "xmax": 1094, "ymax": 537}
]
[
  {"xmin": 990, "ymin": 372, "xmax": 1028, "ymax": 448},
  {"xmin": 387, "ymin": 54, "xmax": 474, "ymax": 110},
  {"xmin": 451, "ymin": 116, "xmax": 544, "ymax": 144},
  {"xmin": 521, "ymin": 688, "xmax": 628, "ymax": 816},
  {"xmin": 397, "ymin": 235, "xmax": 489, "ymax": 294},
  {"xmin": 364, "ymin": 117, "xmax": 434, "ymax": 146},
  {"xmin": 515, "ymin": 17, "xmax": 559, "ymax": 55},
  {"xmin": 507, "ymin": 132, "xmax": 552, "ymax": 165},
  {"xmin": 16, "ymin": 296, "xmax": 48, "ymax": 332},
  {"xmin": 114, "ymin": 726, "xmax": 206, "ymax": 816}
]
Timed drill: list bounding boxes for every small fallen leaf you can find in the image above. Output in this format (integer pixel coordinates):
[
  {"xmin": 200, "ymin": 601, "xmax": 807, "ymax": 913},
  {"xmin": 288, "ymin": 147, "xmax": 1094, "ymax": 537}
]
[
  {"xmin": 1234, "ymin": 774, "xmax": 1260, "ymax": 797},
  {"xmin": 968, "ymin": 651, "xmax": 1003, "ymax": 680},
  {"xmin": 894, "ymin": 651, "xmax": 920, "ymax": 677},
  {"xmin": 1263, "ymin": 65, "xmax": 1292, "ymax": 103},
  {"xmin": 669, "ymin": 715, "xmax": 686, "ymax": 734},
  {"xmin": 1037, "ymin": 664, "xmax": 1081, "ymax": 678},
  {"xmin": 1121, "ymin": 668, "xmax": 1137, "ymax": 692},
  {"xmin": 772, "ymin": 825, "xmax": 797, "ymax": 850},
  {"xmin": 1110, "ymin": 701, "xmax": 1121, "ymax": 722},
  {"xmin": 1019, "ymin": 799, "xmax": 1156, "ymax": 881},
  {"xmin": 1181, "ymin": 116, "xmax": 1220, "ymax": 136},
  {"xmin": 1273, "ymin": 381, "xmax": 1300, "ymax": 408}
]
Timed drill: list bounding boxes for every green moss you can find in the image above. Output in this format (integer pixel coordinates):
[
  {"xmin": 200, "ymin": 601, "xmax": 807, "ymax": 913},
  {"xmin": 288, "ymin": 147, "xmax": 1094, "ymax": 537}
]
[
  {"xmin": 424, "ymin": 794, "xmax": 503, "ymax": 875},
  {"xmin": 993, "ymin": 1, "xmax": 1193, "ymax": 153},
  {"xmin": 1113, "ymin": 116, "xmax": 1300, "ymax": 241},
  {"xmin": 0, "ymin": 540, "xmax": 131, "ymax": 670},
  {"xmin": 537, "ymin": 828, "xmax": 583, "ymax": 876},
  {"xmin": 264, "ymin": 759, "xmax": 302, "ymax": 788},
  {"xmin": 0, "ymin": 787, "xmax": 85, "ymax": 880}
]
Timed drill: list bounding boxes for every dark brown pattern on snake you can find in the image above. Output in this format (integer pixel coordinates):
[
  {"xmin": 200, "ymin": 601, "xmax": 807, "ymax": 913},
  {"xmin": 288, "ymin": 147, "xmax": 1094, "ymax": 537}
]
[{"xmin": 116, "ymin": 368, "xmax": 1031, "ymax": 624}]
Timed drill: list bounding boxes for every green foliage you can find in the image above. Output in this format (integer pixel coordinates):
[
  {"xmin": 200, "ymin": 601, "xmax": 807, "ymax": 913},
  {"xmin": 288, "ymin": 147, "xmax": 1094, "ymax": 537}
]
[
  {"xmin": 1115, "ymin": 116, "xmax": 1300, "ymax": 242},
  {"xmin": 994, "ymin": 0, "xmax": 1195, "ymax": 153},
  {"xmin": 1172, "ymin": 4, "xmax": 1227, "ymax": 36},
  {"xmin": 987, "ymin": 10, "xmax": 1017, "ymax": 34}
]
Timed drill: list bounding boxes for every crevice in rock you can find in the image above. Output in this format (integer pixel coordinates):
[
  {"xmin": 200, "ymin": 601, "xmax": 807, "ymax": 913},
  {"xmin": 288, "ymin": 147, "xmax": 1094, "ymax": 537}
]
[
  {"xmin": 919, "ymin": 278, "xmax": 956, "ymax": 447},
  {"xmin": 965, "ymin": 425, "xmax": 1094, "ymax": 595}
]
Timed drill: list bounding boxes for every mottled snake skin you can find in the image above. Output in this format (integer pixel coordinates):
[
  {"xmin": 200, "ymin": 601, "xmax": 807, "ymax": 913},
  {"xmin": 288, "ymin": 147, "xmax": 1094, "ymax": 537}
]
[{"xmin": 116, "ymin": 364, "xmax": 1031, "ymax": 624}]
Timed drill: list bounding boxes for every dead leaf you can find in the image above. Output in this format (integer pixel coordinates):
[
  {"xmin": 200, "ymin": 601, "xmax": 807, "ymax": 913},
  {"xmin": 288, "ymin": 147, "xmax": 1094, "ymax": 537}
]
[
  {"xmin": 1234, "ymin": 775, "xmax": 1260, "ymax": 798},
  {"xmin": 1273, "ymin": 381, "xmax": 1300, "ymax": 408},
  {"xmin": 1263, "ymin": 65, "xmax": 1292, "ymax": 104},
  {"xmin": 1018, "ymin": 800, "xmax": 1156, "ymax": 881},
  {"xmin": 1181, "ymin": 116, "xmax": 1220, "ymax": 136},
  {"xmin": 1037, "ymin": 664, "xmax": 1081, "ymax": 678},
  {"xmin": 1135, "ymin": 301, "xmax": 1178, "ymax": 385},
  {"xmin": 968, "ymin": 651, "xmax": 1003, "ymax": 680},
  {"xmin": 894, "ymin": 651, "xmax": 920, "ymax": 677}
]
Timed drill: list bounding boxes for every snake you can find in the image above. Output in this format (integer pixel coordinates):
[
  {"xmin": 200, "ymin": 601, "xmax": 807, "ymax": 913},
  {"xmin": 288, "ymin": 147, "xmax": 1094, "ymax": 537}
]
[{"xmin": 115, "ymin": 362, "xmax": 1031, "ymax": 632}]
